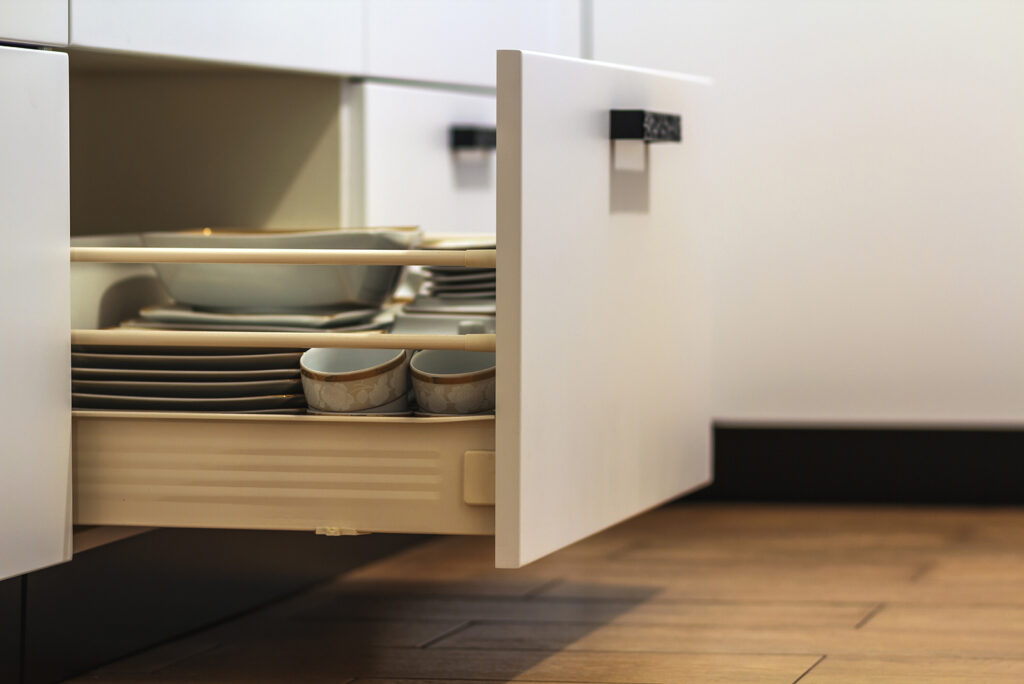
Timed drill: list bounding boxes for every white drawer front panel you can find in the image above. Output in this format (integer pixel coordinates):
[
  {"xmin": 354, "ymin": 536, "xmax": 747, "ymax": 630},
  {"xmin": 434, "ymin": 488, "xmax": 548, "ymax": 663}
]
[
  {"xmin": 496, "ymin": 51, "xmax": 713, "ymax": 567},
  {"xmin": 351, "ymin": 82, "xmax": 496, "ymax": 236}
]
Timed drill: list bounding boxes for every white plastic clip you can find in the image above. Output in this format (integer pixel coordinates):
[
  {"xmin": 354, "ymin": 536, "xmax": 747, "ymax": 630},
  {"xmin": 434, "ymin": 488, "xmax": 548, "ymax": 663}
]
[{"xmin": 315, "ymin": 527, "xmax": 370, "ymax": 536}]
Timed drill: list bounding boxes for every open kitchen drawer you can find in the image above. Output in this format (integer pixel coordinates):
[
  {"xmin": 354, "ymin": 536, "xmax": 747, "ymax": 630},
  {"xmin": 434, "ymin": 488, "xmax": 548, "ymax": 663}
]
[{"xmin": 26, "ymin": 51, "xmax": 714, "ymax": 573}]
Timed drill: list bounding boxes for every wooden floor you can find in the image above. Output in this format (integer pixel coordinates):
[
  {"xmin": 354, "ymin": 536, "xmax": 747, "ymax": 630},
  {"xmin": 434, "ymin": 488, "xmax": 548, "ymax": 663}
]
[{"xmin": 69, "ymin": 504, "xmax": 1024, "ymax": 683}]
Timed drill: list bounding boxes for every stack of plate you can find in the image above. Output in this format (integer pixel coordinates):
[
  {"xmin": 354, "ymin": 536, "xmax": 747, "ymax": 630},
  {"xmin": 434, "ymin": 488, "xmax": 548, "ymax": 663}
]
[
  {"xmin": 71, "ymin": 346, "xmax": 306, "ymax": 413},
  {"xmin": 71, "ymin": 228, "xmax": 427, "ymax": 413},
  {"xmin": 405, "ymin": 239, "xmax": 496, "ymax": 316},
  {"xmin": 119, "ymin": 305, "xmax": 392, "ymax": 333}
]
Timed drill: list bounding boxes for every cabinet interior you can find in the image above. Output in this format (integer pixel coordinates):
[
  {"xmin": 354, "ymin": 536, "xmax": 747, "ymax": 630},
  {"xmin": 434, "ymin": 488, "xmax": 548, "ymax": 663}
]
[
  {"xmin": 70, "ymin": 52, "xmax": 349, "ymax": 237},
  {"xmin": 66, "ymin": 52, "xmax": 498, "ymax": 540}
]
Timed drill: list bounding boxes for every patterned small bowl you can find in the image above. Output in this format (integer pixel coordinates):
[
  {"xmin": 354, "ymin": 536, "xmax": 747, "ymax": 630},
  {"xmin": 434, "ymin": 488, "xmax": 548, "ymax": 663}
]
[
  {"xmin": 410, "ymin": 350, "xmax": 496, "ymax": 415},
  {"xmin": 300, "ymin": 348, "xmax": 408, "ymax": 413}
]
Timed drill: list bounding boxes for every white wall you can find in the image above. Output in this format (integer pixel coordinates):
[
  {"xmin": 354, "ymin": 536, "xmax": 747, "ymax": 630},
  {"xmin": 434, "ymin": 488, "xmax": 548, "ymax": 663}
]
[{"xmin": 594, "ymin": 0, "xmax": 1024, "ymax": 425}]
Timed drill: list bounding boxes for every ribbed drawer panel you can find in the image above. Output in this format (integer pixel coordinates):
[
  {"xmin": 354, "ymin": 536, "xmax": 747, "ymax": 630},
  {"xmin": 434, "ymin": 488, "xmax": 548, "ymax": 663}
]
[{"xmin": 73, "ymin": 412, "xmax": 495, "ymax": 535}]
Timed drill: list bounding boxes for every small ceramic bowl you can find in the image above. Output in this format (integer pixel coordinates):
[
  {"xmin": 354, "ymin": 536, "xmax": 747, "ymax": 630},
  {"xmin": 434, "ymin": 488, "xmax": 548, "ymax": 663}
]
[
  {"xmin": 300, "ymin": 348, "xmax": 408, "ymax": 413},
  {"xmin": 410, "ymin": 350, "xmax": 496, "ymax": 415}
]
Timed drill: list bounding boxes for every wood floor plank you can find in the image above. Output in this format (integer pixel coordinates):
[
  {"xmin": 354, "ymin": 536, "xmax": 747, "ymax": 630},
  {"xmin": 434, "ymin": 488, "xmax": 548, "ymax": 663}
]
[
  {"xmin": 535, "ymin": 562, "xmax": 925, "ymax": 602},
  {"xmin": 431, "ymin": 620, "xmax": 1024, "ymax": 659},
  {"xmin": 800, "ymin": 656, "xmax": 1024, "ymax": 683},
  {"xmin": 351, "ymin": 680, "xmax": 611, "ymax": 684},
  {"xmin": 866, "ymin": 605, "xmax": 1024, "ymax": 634},
  {"xmin": 616, "ymin": 530, "xmax": 958, "ymax": 563},
  {"xmin": 288, "ymin": 594, "xmax": 874, "ymax": 629},
  {"xmin": 68, "ymin": 504, "xmax": 1024, "ymax": 683},
  {"xmin": 153, "ymin": 645, "xmax": 821, "ymax": 684}
]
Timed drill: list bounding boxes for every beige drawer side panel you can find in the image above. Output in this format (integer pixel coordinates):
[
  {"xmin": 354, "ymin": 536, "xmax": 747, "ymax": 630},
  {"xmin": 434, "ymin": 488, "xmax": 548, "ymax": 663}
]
[{"xmin": 73, "ymin": 413, "xmax": 494, "ymax": 535}]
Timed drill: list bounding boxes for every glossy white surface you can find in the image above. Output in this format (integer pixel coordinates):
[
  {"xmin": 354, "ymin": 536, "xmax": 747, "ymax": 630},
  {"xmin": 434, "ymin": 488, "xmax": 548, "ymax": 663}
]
[
  {"xmin": 364, "ymin": 0, "xmax": 581, "ymax": 87},
  {"xmin": 70, "ymin": 0, "xmax": 363, "ymax": 74},
  {"xmin": 0, "ymin": 0, "xmax": 67, "ymax": 45},
  {"xmin": 496, "ymin": 51, "xmax": 712, "ymax": 567},
  {"xmin": 0, "ymin": 47, "xmax": 71, "ymax": 579},
  {"xmin": 345, "ymin": 82, "xmax": 497, "ymax": 235},
  {"xmin": 594, "ymin": 0, "xmax": 1024, "ymax": 425}
]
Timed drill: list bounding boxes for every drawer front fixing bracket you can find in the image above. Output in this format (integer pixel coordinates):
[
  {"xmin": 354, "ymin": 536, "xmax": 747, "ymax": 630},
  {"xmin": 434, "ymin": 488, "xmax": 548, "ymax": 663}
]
[{"xmin": 463, "ymin": 450, "xmax": 496, "ymax": 506}]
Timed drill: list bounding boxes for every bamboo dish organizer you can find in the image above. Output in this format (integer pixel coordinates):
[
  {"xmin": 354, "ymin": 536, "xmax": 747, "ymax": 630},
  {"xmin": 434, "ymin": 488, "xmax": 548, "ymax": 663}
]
[{"xmin": 69, "ymin": 244, "xmax": 498, "ymax": 536}]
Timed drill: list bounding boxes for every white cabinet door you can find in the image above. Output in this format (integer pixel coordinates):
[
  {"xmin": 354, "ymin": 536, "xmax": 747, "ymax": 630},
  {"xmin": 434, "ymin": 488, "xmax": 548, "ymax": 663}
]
[
  {"xmin": 365, "ymin": 0, "xmax": 581, "ymax": 87},
  {"xmin": 495, "ymin": 51, "xmax": 712, "ymax": 567},
  {"xmin": 0, "ymin": 46, "xmax": 71, "ymax": 580},
  {"xmin": 70, "ymin": 0, "xmax": 363, "ymax": 74},
  {"xmin": 345, "ymin": 82, "xmax": 496, "ymax": 235},
  {"xmin": 0, "ymin": 0, "xmax": 67, "ymax": 45}
]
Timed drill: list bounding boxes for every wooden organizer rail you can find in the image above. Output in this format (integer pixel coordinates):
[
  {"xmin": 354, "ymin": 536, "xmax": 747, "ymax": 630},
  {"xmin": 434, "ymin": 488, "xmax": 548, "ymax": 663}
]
[
  {"xmin": 70, "ymin": 243, "xmax": 499, "ymax": 535},
  {"xmin": 70, "ymin": 330, "xmax": 496, "ymax": 352},
  {"xmin": 70, "ymin": 247, "xmax": 497, "ymax": 268}
]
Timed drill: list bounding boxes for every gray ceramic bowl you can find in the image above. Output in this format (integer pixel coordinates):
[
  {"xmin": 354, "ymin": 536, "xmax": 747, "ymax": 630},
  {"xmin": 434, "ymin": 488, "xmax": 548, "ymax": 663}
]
[
  {"xmin": 410, "ymin": 349, "xmax": 496, "ymax": 415},
  {"xmin": 141, "ymin": 227, "xmax": 421, "ymax": 311},
  {"xmin": 300, "ymin": 347, "xmax": 409, "ymax": 413}
]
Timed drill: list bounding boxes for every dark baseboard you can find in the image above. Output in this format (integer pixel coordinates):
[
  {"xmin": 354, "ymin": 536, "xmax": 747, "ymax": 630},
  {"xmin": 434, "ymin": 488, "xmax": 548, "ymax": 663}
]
[
  {"xmin": 695, "ymin": 426, "xmax": 1024, "ymax": 503},
  {"xmin": 10, "ymin": 528, "xmax": 422, "ymax": 684},
  {"xmin": 0, "ymin": 576, "xmax": 23, "ymax": 684}
]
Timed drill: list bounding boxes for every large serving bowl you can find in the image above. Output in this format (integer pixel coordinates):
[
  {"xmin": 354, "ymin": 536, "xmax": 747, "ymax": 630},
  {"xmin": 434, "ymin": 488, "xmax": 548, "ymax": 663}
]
[{"xmin": 141, "ymin": 227, "xmax": 421, "ymax": 311}]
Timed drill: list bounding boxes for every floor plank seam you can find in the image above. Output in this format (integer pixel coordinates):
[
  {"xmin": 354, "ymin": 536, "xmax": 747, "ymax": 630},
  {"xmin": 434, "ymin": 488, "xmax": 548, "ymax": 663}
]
[
  {"xmin": 425, "ymin": 645, "xmax": 827, "ymax": 657},
  {"xmin": 465, "ymin": 617, "xmax": 875, "ymax": 631},
  {"xmin": 418, "ymin": 620, "xmax": 476, "ymax": 648},
  {"xmin": 791, "ymin": 654, "xmax": 826, "ymax": 683},
  {"xmin": 854, "ymin": 603, "xmax": 886, "ymax": 629},
  {"xmin": 470, "ymin": 596, "xmax": 879, "ymax": 607}
]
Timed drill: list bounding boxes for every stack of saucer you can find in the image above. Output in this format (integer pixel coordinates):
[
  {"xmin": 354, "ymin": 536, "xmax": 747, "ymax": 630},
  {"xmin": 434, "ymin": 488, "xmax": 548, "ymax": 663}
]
[{"xmin": 405, "ymin": 239, "xmax": 496, "ymax": 316}]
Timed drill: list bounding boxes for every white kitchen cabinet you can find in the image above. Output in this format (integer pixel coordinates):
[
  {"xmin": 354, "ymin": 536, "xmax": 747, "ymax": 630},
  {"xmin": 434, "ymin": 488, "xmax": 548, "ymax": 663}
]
[
  {"xmin": 593, "ymin": 0, "xmax": 1024, "ymax": 426},
  {"xmin": 0, "ymin": 46, "xmax": 71, "ymax": 580},
  {"xmin": 0, "ymin": 0, "xmax": 67, "ymax": 45},
  {"xmin": 66, "ymin": 0, "xmax": 580, "ymax": 86},
  {"xmin": 70, "ymin": 0, "xmax": 363, "ymax": 74},
  {"xmin": 70, "ymin": 51, "xmax": 712, "ymax": 568},
  {"xmin": 364, "ymin": 0, "xmax": 581, "ymax": 87},
  {"xmin": 343, "ymin": 82, "xmax": 496, "ymax": 235}
]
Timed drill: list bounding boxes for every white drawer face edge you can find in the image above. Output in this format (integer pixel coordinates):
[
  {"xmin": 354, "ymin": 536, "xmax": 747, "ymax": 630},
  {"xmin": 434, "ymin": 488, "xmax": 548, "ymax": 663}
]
[{"xmin": 495, "ymin": 50, "xmax": 713, "ymax": 568}]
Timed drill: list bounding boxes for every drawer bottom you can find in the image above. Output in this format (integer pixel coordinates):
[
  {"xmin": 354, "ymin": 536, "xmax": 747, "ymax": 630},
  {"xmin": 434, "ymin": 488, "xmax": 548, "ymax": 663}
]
[{"xmin": 72, "ymin": 412, "xmax": 495, "ymax": 536}]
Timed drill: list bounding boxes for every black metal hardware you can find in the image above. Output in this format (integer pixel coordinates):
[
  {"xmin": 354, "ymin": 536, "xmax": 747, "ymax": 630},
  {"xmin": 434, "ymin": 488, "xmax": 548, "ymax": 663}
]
[
  {"xmin": 449, "ymin": 125, "xmax": 497, "ymax": 150},
  {"xmin": 609, "ymin": 110, "xmax": 682, "ymax": 143}
]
